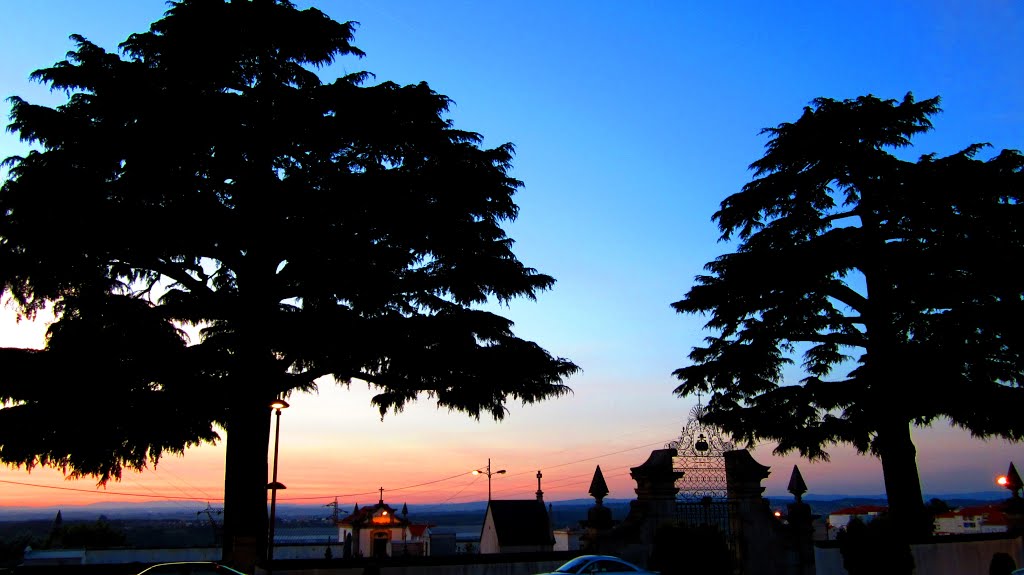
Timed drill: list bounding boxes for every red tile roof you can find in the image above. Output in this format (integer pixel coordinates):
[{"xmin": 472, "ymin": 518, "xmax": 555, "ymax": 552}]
[
  {"xmin": 408, "ymin": 525, "xmax": 431, "ymax": 538},
  {"xmin": 830, "ymin": 505, "xmax": 887, "ymax": 516},
  {"xmin": 936, "ymin": 504, "xmax": 1008, "ymax": 525},
  {"xmin": 337, "ymin": 502, "xmax": 408, "ymax": 527}
]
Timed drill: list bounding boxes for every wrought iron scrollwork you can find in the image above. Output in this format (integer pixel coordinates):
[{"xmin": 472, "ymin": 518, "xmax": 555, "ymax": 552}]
[{"xmin": 666, "ymin": 403, "xmax": 735, "ymax": 501}]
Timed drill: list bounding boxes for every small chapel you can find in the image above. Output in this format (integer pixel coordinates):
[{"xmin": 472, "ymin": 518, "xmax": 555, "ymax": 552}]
[
  {"xmin": 479, "ymin": 471, "xmax": 555, "ymax": 553},
  {"xmin": 335, "ymin": 490, "xmax": 433, "ymax": 558}
]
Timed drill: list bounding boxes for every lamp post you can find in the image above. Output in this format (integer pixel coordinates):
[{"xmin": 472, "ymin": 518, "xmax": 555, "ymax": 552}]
[
  {"xmin": 267, "ymin": 398, "xmax": 289, "ymax": 566},
  {"xmin": 473, "ymin": 458, "xmax": 506, "ymax": 502}
]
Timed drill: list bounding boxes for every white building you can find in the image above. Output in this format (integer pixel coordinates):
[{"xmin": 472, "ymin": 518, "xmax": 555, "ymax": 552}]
[
  {"xmin": 827, "ymin": 504, "xmax": 887, "ymax": 532},
  {"xmin": 933, "ymin": 505, "xmax": 1009, "ymax": 536}
]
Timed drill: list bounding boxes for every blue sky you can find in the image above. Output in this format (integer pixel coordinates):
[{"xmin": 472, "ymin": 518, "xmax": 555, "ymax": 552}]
[{"xmin": 1, "ymin": 1, "xmax": 1022, "ymax": 508}]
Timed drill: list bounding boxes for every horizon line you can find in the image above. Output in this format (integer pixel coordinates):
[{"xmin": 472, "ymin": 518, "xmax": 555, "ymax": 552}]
[{"xmin": 2, "ymin": 490, "xmax": 1012, "ymax": 512}]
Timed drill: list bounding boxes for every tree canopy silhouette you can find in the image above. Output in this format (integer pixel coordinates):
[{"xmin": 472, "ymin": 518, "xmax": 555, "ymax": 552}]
[
  {"xmin": 672, "ymin": 93, "xmax": 1023, "ymax": 537},
  {"xmin": 0, "ymin": 0, "xmax": 578, "ymax": 568}
]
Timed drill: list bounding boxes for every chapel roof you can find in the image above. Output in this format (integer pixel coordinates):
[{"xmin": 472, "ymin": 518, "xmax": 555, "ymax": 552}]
[
  {"xmin": 829, "ymin": 505, "xmax": 887, "ymax": 516},
  {"xmin": 485, "ymin": 499, "xmax": 554, "ymax": 546},
  {"xmin": 337, "ymin": 500, "xmax": 408, "ymax": 527}
]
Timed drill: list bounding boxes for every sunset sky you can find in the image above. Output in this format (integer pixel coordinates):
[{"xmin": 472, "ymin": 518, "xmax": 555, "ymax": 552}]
[{"xmin": 1, "ymin": 1, "xmax": 1022, "ymax": 514}]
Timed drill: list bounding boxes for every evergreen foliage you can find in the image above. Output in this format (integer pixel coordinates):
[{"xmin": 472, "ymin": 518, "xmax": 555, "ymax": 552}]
[
  {"xmin": 0, "ymin": 0, "xmax": 577, "ymax": 567},
  {"xmin": 673, "ymin": 93, "xmax": 1024, "ymax": 536}
]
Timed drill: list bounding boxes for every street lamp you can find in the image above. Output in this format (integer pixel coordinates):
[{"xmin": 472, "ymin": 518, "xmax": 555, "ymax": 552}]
[
  {"xmin": 473, "ymin": 458, "xmax": 506, "ymax": 502},
  {"xmin": 267, "ymin": 398, "xmax": 289, "ymax": 566}
]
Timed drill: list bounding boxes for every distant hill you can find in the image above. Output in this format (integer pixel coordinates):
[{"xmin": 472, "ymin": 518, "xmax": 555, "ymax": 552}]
[
  {"xmin": 0, "ymin": 492, "xmax": 1009, "ymax": 522},
  {"xmin": 760, "ymin": 492, "xmax": 1009, "ymax": 518},
  {"xmin": 1, "ymin": 492, "xmax": 1015, "ymax": 553},
  {"xmin": 764, "ymin": 491, "xmax": 1008, "ymax": 502}
]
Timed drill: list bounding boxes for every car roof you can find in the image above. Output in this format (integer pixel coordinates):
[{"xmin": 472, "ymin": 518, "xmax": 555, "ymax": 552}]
[
  {"xmin": 143, "ymin": 563, "xmax": 218, "ymax": 567},
  {"xmin": 138, "ymin": 562, "xmax": 247, "ymax": 575}
]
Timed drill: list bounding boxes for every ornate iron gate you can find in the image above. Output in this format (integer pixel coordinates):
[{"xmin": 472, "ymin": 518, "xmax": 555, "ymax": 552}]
[
  {"xmin": 667, "ymin": 403, "xmax": 735, "ymax": 502},
  {"xmin": 667, "ymin": 403, "xmax": 740, "ymax": 559},
  {"xmin": 675, "ymin": 497, "xmax": 736, "ymax": 531}
]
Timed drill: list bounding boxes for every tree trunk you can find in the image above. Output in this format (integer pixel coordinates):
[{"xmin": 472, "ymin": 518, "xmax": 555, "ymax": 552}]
[
  {"xmin": 875, "ymin": 419, "xmax": 930, "ymax": 538},
  {"xmin": 858, "ymin": 203, "xmax": 930, "ymax": 539},
  {"xmin": 221, "ymin": 396, "xmax": 273, "ymax": 572}
]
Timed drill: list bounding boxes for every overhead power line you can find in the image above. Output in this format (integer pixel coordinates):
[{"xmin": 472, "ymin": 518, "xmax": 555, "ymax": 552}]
[
  {"xmin": 0, "ymin": 478, "xmax": 213, "ymax": 500},
  {"xmin": 0, "ymin": 438, "xmax": 678, "ymax": 503}
]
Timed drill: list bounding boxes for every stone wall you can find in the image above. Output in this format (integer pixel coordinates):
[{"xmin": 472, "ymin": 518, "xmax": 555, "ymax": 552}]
[{"xmin": 813, "ymin": 533, "xmax": 1023, "ymax": 575}]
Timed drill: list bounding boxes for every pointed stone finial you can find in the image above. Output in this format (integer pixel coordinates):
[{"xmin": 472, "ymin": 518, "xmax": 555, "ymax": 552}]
[
  {"xmin": 787, "ymin": 465, "xmax": 808, "ymax": 501},
  {"xmin": 353, "ymin": 502, "xmax": 360, "ymax": 513},
  {"xmin": 402, "ymin": 502, "xmax": 408, "ymax": 516},
  {"xmin": 48, "ymin": 510, "xmax": 65, "ymax": 549},
  {"xmin": 589, "ymin": 465, "xmax": 610, "ymax": 503},
  {"xmin": 1005, "ymin": 463, "xmax": 1023, "ymax": 497}
]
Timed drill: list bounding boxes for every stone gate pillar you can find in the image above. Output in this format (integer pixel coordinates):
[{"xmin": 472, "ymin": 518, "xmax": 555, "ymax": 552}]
[
  {"xmin": 581, "ymin": 449, "xmax": 682, "ymax": 566},
  {"xmin": 725, "ymin": 450, "xmax": 818, "ymax": 575},
  {"xmin": 726, "ymin": 449, "xmax": 779, "ymax": 575},
  {"xmin": 629, "ymin": 448, "xmax": 684, "ymax": 548}
]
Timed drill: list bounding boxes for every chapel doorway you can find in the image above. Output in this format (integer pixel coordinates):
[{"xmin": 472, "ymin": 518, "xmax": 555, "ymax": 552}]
[{"xmin": 372, "ymin": 532, "xmax": 389, "ymax": 557}]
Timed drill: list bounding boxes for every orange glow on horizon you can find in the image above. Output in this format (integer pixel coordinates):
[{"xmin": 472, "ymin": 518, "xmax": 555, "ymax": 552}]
[{"xmin": 0, "ymin": 348, "xmax": 1021, "ymax": 510}]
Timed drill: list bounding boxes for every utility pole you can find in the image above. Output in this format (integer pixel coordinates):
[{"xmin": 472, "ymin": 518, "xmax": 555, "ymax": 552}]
[
  {"xmin": 197, "ymin": 502, "xmax": 223, "ymax": 545},
  {"xmin": 325, "ymin": 498, "xmax": 346, "ymax": 523}
]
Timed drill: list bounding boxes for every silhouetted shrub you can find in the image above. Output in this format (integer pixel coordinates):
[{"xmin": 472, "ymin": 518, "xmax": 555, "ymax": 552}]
[
  {"xmin": 990, "ymin": 552, "xmax": 1017, "ymax": 575},
  {"xmin": 53, "ymin": 520, "xmax": 128, "ymax": 549},
  {"xmin": 0, "ymin": 532, "xmax": 39, "ymax": 567}
]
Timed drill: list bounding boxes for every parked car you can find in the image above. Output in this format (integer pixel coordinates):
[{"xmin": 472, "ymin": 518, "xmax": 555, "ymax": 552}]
[
  {"xmin": 135, "ymin": 562, "xmax": 248, "ymax": 575},
  {"xmin": 537, "ymin": 555, "xmax": 659, "ymax": 575}
]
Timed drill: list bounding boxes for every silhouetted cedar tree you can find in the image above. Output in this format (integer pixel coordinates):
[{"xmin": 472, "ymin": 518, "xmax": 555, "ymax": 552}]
[
  {"xmin": 0, "ymin": 0, "xmax": 578, "ymax": 569},
  {"xmin": 672, "ymin": 93, "xmax": 1023, "ymax": 538}
]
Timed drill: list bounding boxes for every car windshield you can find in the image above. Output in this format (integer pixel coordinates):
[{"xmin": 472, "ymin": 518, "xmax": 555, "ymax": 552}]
[
  {"xmin": 556, "ymin": 557, "xmax": 593, "ymax": 574},
  {"xmin": 593, "ymin": 559, "xmax": 637, "ymax": 572}
]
